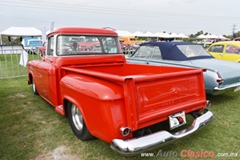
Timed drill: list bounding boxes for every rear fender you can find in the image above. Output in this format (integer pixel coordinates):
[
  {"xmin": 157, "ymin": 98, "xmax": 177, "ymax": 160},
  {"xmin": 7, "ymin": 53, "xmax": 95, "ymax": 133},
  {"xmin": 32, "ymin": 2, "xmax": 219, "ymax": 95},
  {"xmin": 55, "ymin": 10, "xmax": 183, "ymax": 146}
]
[
  {"xmin": 60, "ymin": 74, "xmax": 124, "ymax": 101},
  {"xmin": 202, "ymin": 70, "xmax": 220, "ymax": 94},
  {"xmin": 60, "ymin": 74, "xmax": 126, "ymax": 142},
  {"xmin": 234, "ymin": 58, "xmax": 240, "ymax": 62}
]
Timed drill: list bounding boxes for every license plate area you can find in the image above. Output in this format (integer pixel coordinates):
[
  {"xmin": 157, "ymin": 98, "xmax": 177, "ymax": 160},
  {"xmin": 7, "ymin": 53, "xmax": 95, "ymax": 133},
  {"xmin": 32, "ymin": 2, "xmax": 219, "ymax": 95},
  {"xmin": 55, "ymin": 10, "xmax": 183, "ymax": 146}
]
[{"xmin": 169, "ymin": 111, "xmax": 186, "ymax": 130}]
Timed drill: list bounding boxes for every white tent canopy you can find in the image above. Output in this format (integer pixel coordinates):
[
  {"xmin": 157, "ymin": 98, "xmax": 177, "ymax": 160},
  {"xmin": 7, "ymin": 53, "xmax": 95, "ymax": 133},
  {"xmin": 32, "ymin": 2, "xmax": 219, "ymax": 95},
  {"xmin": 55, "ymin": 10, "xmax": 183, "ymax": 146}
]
[
  {"xmin": 217, "ymin": 34, "xmax": 229, "ymax": 40},
  {"xmin": 0, "ymin": 27, "xmax": 42, "ymax": 44},
  {"xmin": 197, "ymin": 34, "xmax": 206, "ymax": 38},
  {"xmin": 197, "ymin": 34, "xmax": 221, "ymax": 39},
  {"xmin": 133, "ymin": 31, "xmax": 145, "ymax": 37},
  {"xmin": 115, "ymin": 30, "xmax": 134, "ymax": 37},
  {"xmin": 177, "ymin": 33, "xmax": 189, "ymax": 38},
  {"xmin": 205, "ymin": 34, "xmax": 218, "ymax": 39},
  {"xmin": 142, "ymin": 31, "xmax": 155, "ymax": 37},
  {"xmin": 154, "ymin": 32, "xmax": 172, "ymax": 38},
  {"xmin": 1, "ymin": 27, "xmax": 42, "ymax": 37},
  {"xmin": 170, "ymin": 32, "xmax": 178, "ymax": 38}
]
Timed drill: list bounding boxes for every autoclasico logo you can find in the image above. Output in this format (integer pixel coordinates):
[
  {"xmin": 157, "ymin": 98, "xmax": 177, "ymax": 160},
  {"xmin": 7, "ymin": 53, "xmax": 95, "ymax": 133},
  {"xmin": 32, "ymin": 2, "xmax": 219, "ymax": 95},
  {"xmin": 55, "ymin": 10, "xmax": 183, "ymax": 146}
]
[
  {"xmin": 155, "ymin": 149, "xmax": 214, "ymax": 158},
  {"xmin": 181, "ymin": 150, "xmax": 215, "ymax": 158}
]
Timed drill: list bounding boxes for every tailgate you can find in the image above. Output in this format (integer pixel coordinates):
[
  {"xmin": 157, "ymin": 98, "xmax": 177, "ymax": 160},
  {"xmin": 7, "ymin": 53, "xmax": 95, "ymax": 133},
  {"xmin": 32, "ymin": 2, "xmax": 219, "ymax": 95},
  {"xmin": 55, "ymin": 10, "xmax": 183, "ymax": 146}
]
[{"xmin": 125, "ymin": 69, "xmax": 206, "ymax": 130}]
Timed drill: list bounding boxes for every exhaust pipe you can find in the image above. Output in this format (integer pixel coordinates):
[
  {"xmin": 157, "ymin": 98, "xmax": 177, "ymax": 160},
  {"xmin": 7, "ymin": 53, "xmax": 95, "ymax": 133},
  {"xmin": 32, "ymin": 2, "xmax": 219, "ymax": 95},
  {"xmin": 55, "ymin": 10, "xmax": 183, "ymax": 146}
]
[{"xmin": 120, "ymin": 127, "xmax": 131, "ymax": 136}]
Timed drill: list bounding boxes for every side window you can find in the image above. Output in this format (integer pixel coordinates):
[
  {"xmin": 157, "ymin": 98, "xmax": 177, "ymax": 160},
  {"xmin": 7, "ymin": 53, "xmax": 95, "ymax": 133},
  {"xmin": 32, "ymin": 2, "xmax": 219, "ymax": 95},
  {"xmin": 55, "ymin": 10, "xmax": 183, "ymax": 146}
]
[
  {"xmin": 102, "ymin": 37, "xmax": 118, "ymax": 53},
  {"xmin": 226, "ymin": 45, "xmax": 240, "ymax": 54},
  {"xmin": 209, "ymin": 45, "xmax": 223, "ymax": 53},
  {"xmin": 133, "ymin": 46, "xmax": 153, "ymax": 59},
  {"xmin": 152, "ymin": 46, "xmax": 162, "ymax": 59},
  {"xmin": 133, "ymin": 46, "xmax": 145, "ymax": 58},
  {"xmin": 47, "ymin": 36, "xmax": 54, "ymax": 56}
]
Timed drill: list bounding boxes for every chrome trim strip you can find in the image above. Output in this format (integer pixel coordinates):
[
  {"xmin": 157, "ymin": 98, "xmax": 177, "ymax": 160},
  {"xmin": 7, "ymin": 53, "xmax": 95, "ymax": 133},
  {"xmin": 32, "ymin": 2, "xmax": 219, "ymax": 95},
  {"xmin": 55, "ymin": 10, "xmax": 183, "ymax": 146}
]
[{"xmin": 111, "ymin": 109, "xmax": 213, "ymax": 155}]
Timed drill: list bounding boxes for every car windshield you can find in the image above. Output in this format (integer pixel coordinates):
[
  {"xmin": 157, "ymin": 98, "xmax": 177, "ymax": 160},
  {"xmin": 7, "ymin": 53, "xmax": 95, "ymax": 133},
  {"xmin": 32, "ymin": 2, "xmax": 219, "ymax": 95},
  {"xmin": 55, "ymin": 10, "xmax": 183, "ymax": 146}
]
[
  {"xmin": 29, "ymin": 40, "xmax": 42, "ymax": 45},
  {"xmin": 56, "ymin": 35, "xmax": 120, "ymax": 56},
  {"xmin": 177, "ymin": 45, "xmax": 211, "ymax": 57}
]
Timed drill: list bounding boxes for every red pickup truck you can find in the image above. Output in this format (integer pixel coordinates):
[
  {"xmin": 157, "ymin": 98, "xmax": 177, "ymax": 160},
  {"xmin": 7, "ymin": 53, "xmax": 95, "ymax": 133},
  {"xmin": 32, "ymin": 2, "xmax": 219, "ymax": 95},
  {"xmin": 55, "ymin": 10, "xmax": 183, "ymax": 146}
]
[{"xmin": 27, "ymin": 27, "xmax": 213, "ymax": 155}]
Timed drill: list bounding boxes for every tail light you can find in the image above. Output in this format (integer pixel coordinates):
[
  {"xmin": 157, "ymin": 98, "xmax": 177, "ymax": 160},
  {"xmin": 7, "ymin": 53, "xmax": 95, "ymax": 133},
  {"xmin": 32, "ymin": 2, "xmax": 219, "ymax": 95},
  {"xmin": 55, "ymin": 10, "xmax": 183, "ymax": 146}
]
[{"xmin": 216, "ymin": 71, "xmax": 224, "ymax": 85}]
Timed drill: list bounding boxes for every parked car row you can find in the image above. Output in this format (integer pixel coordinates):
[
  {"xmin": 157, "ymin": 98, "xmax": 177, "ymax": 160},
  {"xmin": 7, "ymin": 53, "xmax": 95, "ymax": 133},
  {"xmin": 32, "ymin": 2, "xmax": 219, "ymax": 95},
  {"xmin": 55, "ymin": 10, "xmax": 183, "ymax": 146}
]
[
  {"xmin": 119, "ymin": 40, "xmax": 140, "ymax": 54},
  {"xmin": 21, "ymin": 37, "xmax": 42, "ymax": 54},
  {"xmin": 127, "ymin": 41, "xmax": 240, "ymax": 95}
]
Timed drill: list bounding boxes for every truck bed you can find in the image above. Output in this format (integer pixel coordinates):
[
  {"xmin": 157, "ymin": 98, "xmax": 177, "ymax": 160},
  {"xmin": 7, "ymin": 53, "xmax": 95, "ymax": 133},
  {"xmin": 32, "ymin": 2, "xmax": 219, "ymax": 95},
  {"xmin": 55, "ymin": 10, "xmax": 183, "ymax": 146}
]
[{"xmin": 60, "ymin": 54, "xmax": 206, "ymax": 131}]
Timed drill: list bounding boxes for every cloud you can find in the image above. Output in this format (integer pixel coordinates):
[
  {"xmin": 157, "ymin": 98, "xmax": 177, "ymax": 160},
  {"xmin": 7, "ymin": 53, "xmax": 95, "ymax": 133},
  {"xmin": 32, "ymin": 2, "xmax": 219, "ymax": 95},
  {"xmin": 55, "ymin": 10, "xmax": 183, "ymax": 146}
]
[{"xmin": 0, "ymin": 0, "xmax": 239, "ymax": 35}]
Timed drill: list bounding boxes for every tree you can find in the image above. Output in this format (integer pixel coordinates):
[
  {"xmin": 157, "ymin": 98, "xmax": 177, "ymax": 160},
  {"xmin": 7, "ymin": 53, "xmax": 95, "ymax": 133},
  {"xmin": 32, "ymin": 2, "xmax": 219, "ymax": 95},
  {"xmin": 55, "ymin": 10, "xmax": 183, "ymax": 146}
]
[
  {"xmin": 195, "ymin": 30, "xmax": 204, "ymax": 36},
  {"xmin": 234, "ymin": 31, "xmax": 240, "ymax": 38}
]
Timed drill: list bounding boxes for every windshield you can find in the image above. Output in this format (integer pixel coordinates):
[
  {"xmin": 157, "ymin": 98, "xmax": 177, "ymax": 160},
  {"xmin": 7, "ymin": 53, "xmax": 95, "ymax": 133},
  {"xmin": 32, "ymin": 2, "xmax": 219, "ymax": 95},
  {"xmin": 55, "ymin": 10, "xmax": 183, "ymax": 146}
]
[
  {"xmin": 177, "ymin": 45, "xmax": 211, "ymax": 57},
  {"xmin": 56, "ymin": 35, "xmax": 120, "ymax": 56}
]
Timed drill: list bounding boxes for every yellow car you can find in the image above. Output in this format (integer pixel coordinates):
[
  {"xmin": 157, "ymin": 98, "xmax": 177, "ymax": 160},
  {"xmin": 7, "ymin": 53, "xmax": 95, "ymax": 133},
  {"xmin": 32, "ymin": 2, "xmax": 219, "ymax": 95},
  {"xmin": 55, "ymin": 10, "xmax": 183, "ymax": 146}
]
[{"xmin": 207, "ymin": 41, "xmax": 240, "ymax": 62}]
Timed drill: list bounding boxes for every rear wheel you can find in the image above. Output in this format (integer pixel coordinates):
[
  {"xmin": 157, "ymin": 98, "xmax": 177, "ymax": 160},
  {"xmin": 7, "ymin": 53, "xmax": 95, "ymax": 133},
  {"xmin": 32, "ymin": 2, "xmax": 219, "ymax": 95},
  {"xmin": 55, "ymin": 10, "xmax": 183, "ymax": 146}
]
[
  {"xmin": 67, "ymin": 103, "xmax": 94, "ymax": 140},
  {"xmin": 32, "ymin": 78, "xmax": 38, "ymax": 95}
]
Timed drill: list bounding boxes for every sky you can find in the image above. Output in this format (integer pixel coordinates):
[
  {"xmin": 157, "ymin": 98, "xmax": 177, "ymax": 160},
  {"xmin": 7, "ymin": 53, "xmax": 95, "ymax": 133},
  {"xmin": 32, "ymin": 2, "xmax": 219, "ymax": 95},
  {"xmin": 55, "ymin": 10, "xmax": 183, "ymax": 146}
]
[{"xmin": 0, "ymin": 0, "xmax": 240, "ymax": 36}]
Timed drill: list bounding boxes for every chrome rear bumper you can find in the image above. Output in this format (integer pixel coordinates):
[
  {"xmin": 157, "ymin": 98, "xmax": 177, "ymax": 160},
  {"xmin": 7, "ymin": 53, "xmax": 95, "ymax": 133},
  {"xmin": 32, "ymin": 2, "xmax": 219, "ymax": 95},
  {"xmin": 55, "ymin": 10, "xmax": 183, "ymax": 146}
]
[
  {"xmin": 213, "ymin": 82, "xmax": 240, "ymax": 95},
  {"xmin": 110, "ymin": 109, "xmax": 213, "ymax": 155}
]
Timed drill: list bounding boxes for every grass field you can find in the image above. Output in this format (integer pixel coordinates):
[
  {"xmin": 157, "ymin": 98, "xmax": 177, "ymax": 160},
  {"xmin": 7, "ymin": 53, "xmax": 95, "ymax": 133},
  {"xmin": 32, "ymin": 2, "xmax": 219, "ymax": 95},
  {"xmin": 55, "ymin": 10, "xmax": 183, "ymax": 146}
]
[{"xmin": 0, "ymin": 77, "xmax": 239, "ymax": 160}]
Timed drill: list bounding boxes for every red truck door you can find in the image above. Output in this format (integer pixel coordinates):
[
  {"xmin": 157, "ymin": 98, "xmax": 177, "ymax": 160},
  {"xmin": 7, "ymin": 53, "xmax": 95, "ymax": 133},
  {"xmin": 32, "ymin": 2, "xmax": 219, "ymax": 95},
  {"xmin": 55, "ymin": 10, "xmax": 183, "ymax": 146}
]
[
  {"xmin": 34, "ymin": 35, "xmax": 58, "ymax": 106},
  {"xmin": 34, "ymin": 60, "xmax": 53, "ymax": 102}
]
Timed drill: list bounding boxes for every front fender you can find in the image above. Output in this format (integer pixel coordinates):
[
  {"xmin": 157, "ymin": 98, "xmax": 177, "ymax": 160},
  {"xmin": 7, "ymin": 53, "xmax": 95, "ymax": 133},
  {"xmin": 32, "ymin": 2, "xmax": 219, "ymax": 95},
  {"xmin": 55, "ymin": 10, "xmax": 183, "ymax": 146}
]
[
  {"xmin": 27, "ymin": 60, "xmax": 42, "ymax": 84},
  {"xmin": 28, "ymin": 70, "xmax": 33, "ymax": 84}
]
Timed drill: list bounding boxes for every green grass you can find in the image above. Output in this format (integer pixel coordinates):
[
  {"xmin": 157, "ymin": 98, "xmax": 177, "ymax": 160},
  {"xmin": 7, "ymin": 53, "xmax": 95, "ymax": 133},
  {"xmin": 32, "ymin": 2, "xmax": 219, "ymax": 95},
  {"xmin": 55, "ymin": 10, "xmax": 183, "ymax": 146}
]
[{"xmin": 0, "ymin": 77, "xmax": 239, "ymax": 160}]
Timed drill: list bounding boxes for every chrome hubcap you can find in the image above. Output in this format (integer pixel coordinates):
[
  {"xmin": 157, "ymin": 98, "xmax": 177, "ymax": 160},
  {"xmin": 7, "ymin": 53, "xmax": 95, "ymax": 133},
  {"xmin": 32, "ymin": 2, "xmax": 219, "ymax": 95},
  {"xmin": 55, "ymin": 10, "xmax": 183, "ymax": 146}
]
[
  {"xmin": 32, "ymin": 80, "xmax": 36, "ymax": 92},
  {"xmin": 71, "ymin": 104, "xmax": 83, "ymax": 131}
]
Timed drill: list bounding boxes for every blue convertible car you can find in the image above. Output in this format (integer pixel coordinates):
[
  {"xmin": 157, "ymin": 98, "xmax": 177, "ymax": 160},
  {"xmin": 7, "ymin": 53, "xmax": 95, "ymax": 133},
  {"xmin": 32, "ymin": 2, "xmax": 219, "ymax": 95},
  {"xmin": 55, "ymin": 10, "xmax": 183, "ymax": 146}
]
[{"xmin": 127, "ymin": 42, "xmax": 240, "ymax": 95}]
